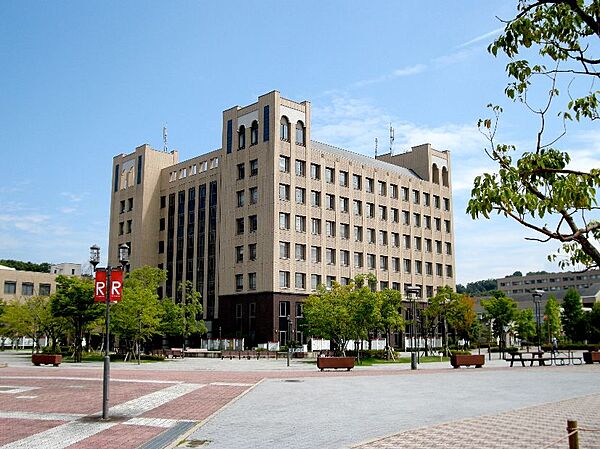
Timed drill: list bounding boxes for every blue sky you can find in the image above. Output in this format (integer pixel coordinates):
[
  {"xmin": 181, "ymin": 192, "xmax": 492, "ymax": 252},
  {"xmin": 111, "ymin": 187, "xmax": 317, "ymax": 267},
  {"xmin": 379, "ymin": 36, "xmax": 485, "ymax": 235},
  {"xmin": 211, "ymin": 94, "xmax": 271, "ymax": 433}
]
[{"xmin": 1, "ymin": 1, "xmax": 598, "ymax": 283}]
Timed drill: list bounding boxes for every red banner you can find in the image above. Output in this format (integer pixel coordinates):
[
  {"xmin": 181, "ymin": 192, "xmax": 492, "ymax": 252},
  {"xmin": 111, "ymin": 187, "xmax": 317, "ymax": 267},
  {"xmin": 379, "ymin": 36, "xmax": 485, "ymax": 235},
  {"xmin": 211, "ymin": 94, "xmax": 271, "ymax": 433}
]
[{"xmin": 94, "ymin": 270, "xmax": 124, "ymax": 302}]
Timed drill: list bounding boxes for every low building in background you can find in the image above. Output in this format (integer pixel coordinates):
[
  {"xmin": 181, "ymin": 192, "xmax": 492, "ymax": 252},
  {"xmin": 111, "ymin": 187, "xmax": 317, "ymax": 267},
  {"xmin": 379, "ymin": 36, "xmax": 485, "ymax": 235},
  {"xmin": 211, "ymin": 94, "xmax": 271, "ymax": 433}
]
[{"xmin": 0, "ymin": 263, "xmax": 82, "ymax": 301}]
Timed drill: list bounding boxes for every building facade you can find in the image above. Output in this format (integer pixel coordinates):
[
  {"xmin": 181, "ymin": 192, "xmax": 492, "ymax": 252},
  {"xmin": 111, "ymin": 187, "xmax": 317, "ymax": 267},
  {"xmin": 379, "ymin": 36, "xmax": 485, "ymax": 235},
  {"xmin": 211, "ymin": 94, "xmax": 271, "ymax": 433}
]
[
  {"xmin": 108, "ymin": 91, "xmax": 455, "ymax": 346},
  {"xmin": 497, "ymin": 269, "xmax": 600, "ymax": 296}
]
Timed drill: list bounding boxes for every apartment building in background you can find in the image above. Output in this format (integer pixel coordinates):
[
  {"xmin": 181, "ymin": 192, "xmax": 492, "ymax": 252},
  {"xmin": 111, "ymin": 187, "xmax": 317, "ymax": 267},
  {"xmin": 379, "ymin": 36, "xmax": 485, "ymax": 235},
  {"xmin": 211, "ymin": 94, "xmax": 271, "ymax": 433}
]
[
  {"xmin": 108, "ymin": 91, "xmax": 455, "ymax": 346},
  {"xmin": 1, "ymin": 263, "xmax": 82, "ymax": 301}
]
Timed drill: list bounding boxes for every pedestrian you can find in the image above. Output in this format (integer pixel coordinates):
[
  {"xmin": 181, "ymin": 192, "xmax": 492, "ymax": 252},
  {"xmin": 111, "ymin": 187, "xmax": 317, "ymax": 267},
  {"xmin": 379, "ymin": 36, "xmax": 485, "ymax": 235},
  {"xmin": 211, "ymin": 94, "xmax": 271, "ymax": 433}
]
[{"xmin": 552, "ymin": 336, "xmax": 558, "ymax": 354}]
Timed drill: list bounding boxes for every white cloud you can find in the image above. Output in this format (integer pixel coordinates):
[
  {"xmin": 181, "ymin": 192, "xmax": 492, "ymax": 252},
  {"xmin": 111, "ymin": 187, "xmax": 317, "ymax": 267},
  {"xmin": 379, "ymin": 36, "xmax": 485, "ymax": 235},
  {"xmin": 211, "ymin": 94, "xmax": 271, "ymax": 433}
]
[
  {"xmin": 61, "ymin": 192, "xmax": 87, "ymax": 202},
  {"xmin": 353, "ymin": 64, "xmax": 427, "ymax": 88}
]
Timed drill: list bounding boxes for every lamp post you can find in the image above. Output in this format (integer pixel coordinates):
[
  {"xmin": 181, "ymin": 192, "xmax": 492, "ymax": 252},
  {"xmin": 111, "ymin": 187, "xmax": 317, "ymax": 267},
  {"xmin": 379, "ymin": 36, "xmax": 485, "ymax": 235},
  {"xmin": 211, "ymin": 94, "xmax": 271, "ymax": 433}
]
[
  {"xmin": 89, "ymin": 243, "xmax": 129, "ymax": 420},
  {"xmin": 286, "ymin": 314, "xmax": 292, "ymax": 367},
  {"xmin": 532, "ymin": 289, "xmax": 544, "ymax": 352},
  {"xmin": 406, "ymin": 286, "xmax": 421, "ymax": 370},
  {"xmin": 502, "ymin": 324, "xmax": 510, "ymax": 360}
]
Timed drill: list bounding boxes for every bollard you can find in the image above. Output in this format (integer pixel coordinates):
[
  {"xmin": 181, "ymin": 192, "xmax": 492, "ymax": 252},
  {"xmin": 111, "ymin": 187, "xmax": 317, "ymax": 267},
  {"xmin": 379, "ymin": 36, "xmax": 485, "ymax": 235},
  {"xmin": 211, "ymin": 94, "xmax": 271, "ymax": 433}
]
[
  {"xmin": 567, "ymin": 420, "xmax": 579, "ymax": 449},
  {"xmin": 411, "ymin": 352, "xmax": 417, "ymax": 370}
]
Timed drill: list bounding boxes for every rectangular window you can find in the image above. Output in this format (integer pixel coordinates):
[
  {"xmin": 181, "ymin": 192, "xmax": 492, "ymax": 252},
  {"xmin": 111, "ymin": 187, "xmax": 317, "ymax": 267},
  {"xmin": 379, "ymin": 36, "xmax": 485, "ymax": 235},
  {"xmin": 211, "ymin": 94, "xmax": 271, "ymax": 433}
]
[
  {"xmin": 114, "ymin": 163, "xmax": 120, "ymax": 192},
  {"xmin": 340, "ymin": 250, "xmax": 350, "ymax": 266},
  {"xmin": 158, "ymin": 240, "xmax": 165, "ymax": 253},
  {"xmin": 295, "ymin": 160, "xmax": 306, "ymax": 177},
  {"xmin": 380, "ymin": 256, "xmax": 388, "ymax": 271},
  {"xmin": 160, "ymin": 195, "xmax": 166, "ymax": 208},
  {"xmin": 390, "ymin": 184, "xmax": 398, "ymax": 199},
  {"xmin": 295, "ymin": 273, "xmax": 306, "ymax": 289},
  {"xmin": 237, "ymin": 163, "xmax": 245, "ymax": 180},
  {"xmin": 425, "ymin": 238, "xmax": 432, "ymax": 252},
  {"xmin": 403, "ymin": 210, "xmax": 410, "ymax": 225},
  {"xmin": 326, "ymin": 194, "xmax": 335, "ymax": 210},
  {"xmin": 280, "ymin": 241, "xmax": 290, "ymax": 259},
  {"xmin": 379, "ymin": 205, "xmax": 387, "ymax": 221},
  {"xmin": 434, "ymin": 195, "xmax": 441, "ymax": 209},
  {"xmin": 279, "ymin": 271, "xmax": 290, "ymax": 288},
  {"xmin": 367, "ymin": 254, "xmax": 376, "ymax": 269},
  {"xmin": 4, "ymin": 281, "xmax": 16, "ymax": 294},
  {"xmin": 403, "ymin": 234, "xmax": 411, "ymax": 249},
  {"xmin": 415, "ymin": 260, "xmax": 422, "ymax": 274},
  {"xmin": 249, "ymin": 187, "xmax": 258, "ymax": 204},
  {"xmin": 326, "ymin": 248, "xmax": 336, "ymax": 265},
  {"xmin": 402, "ymin": 187, "xmax": 409, "ymax": 201},
  {"xmin": 235, "ymin": 274, "xmax": 243, "ymax": 291},
  {"xmin": 325, "ymin": 167, "xmax": 335, "ymax": 184},
  {"xmin": 367, "ymin": 228, "xmax": 376, "ymax": 244},
  {"xmin": 414, "ymin": 236, "xmax": 422, "ymax": 251},
  {"xmin": 446, "ymin": 242, "xmax": 452, "ymax": 255},
  {"xmin": 354, "ymin": 225, "xmax": 363, "ymax": 242},
  {"xmin": 445, "ymin": 220, "xmax": 451, "ymax": 233},
  {"xmin": 249, "ymin": 272, "xmax": 257, "ymax": 290},
  {"xmin": 354, "ymin": 252, "xmax": 363, "ymax": 268},
  {"xmin": 435, "ymin": 217, "xmax": 441, "ymax": 231},
  {"xmin": 391, "ymin": 208, "xmax": 399, "ymax": 223},
  {"xmin": 279, "ymin": 184, "xmax": 290, "ymax": 201},
  {"xmin": 295, "ymin": 187, "xmax": 306, "ymax": 204},
  {"xmin": 379, "ymin": 230, "xmax": 388, "ymax": 246},
  {"xmin": 280, "ymin": 156, "xmax": 290, "ymax": 173},
  {"xmin": 424, "ymin": 192, "xmax": 430, "ymax": 206},
  {"xmin": 366, "ymin": 203, "xmax": 375, "ymax": 218},
  {"xmin": 136, "ymin": 155, "xmax": 143, "ymax": 185},
  {"xmin": 339, "ymin": 170, "xmax": 348, "ymax": 187},
  {"xmin": 311, "ymin": 218, "xmax": 321, "ymax": 235},
  {"xmin": 311, "ymin": 274, "xmax": 322, "ymax": 290},
  {"xmin": 227, "ymin": 120, "xmax": 233, "ymax": 153},
  {"xmin": 237, "ymin": 190, "xmax": 245, "ymax": 207},
  {"xmin": 446, "ymin": 265, "xmax": 453, "ymax": 277},
  {"xmin": 392, "ymin": 257, "xmax": 400, "ymax": 272},
  {"xmin": 295, "ymin": 215, "xmax": 306, "ymax": 232},
  {"xmin": 295, "ymin": 244, "xmax": 306, "ymax": 261},
  {"xmin": 436, "ymin": 263, "xmax": 443, "ymax": 276},
  {"xmin": 249, "ymin": 215, "xmax": 257, "ymax": 233},
  {"xmin": 443, "ymin": 197, "xmax": 450, "ymax": 211},
  {"xmin": 236, "ymin": 217, "xmax": 244, "ymax": 235},
  {"xmin": 22, "ymin": 282, "xmax": 33, "ymax": 296},
  {"xmin": 279, "ymin": 213, "xmax": 290, "ymax": 230},
  {"xmin": 404, "ymin": 259, "xmax": 412, "ymax": 274},
  {"xmin": 353, "ymin": 174, "xmax": 362, "ymax": 190},
  {"xmin": 249, "ymin": 243, "xmax": 257, "ymax": 260},
  {"xmin": 279, "ymin": 301, "xmax": 289, "ymax": 317},
  {"xmin": 339, "ymin": 197, "xmax": 349, "ymax": 213},
  {"xmin": 413, "ymin": 213, "xmax": 421, "ymax": 227},
  {"xmin": 236, "ymin": 245, "xmax": 244, "ymax": 263},
  {"xmin": 250, "ymin": 159, "xmax": 259, "ymax": 176},
  {"xmin": 325, "ymin": 220, "xmax": 335, "ymax": 237},
  {"xmin": 39, "ymin": 283, "xmax": 51, "ymax": 296},
  {"xmin": 366, "ymin": 177, "xmax": 374, "ymax": 193},
  {"xmin": 436, "ymin": 240, "xmax": 442, "ymax": 254},
  {"xmin": 378, "ymin": 181, "xmax": 387, "ymax": 196},
  {"xmin": 326, "ymin": 276, "xmax": 336, "ymax": 289},
  {"xmin": 311, "ymin": 190, "xmax": 321, "ymax": 207},
  {"xmin": 311, "ymin": 246, "xmax": 321, "ymax": 263},
  {"xmin": 353, "ymin": 200, "xmax": 362, "ymax": 216},
  {"xmin": 263, "ymin": 105, "xmax": 270, "ymax": 142},
  {"xmin": 392, "ymin": 232, "xmax": 400, "ymax": 247},
  {"xmin": 340, "ymin": 223, "xmax": 350, "ymax": 240},
  {"xmin": 310, "ymin": 163, "xmax": 321, "ymax": 180},
  {"xmin": 412, "ymin": 189, "xmax": 420, "ymax": 204},
  {"xmin": 424, "ymin": 215, "xmax": 431, "ymax": 229},
  {"xmin": 426, "ymin": 262, "xmax": 433, "ymax": 276}
]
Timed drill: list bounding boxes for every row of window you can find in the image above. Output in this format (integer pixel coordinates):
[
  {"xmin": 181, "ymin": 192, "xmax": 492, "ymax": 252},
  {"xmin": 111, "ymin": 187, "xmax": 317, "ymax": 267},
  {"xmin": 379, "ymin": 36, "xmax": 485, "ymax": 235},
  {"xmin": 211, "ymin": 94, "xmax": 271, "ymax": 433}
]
[
  {"xmin": 279, "ymin": 156, "xmax": 450, "ymax": 207},
  {"xmin": 236, "ymin": 215, "xmax": 258, "ymax": 234},
  {"xmin": 278, "ymin": 213, "xmax": 452, "ymax": 235},
  {"xmin": 168, "ymin": 157, "xmax": 219, "ymax": 182},
  {"xmin": 236, "ymin": 159, "xmax": 259, "ymax": 180},
  {"xmin": 3, "ymin": 281, "xmax": 51, "ymax": 296},
  {"xmin": 118, "ymin": 219, "xmax": 133, "ymax": 235}
]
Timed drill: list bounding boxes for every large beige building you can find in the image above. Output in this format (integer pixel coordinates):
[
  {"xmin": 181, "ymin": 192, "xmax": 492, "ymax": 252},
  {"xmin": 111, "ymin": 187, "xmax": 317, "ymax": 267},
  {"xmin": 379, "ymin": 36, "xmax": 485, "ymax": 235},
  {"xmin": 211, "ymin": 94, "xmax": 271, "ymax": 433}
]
[{"xmin": 108, "ymin": 91, "xmax": 455, "ymax": 346}]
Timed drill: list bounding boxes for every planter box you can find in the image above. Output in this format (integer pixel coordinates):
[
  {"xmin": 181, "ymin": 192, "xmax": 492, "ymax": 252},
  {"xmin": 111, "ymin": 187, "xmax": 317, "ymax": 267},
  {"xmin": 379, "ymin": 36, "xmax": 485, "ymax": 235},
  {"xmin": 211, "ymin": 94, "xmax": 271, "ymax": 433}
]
[
  {"xmin": 583, "ymin": 351, "xmax": 600, "ymax": 364},
  {"xmin": 32, "ymin": 354, "xmax": 62, "ymax": 367},
  {"xmin": 317, "ymin": 356, "xmax": 355, "ymax": 371},
  {"xmin": 450, "ymin": 354, "xmax": 484, "ymax": 369}
]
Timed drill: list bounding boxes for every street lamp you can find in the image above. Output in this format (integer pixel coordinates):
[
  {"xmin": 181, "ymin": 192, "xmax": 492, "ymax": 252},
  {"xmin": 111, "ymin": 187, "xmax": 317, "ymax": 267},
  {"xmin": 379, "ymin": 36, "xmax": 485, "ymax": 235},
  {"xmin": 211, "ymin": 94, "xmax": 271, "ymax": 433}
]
[
  {"xmin": 532, "ymin": 289, "xmax": 544, "ymax": 352},
  {"xmin": 89, "ymin": 243, "xmax": 129, "ymax": 420},
  {"xmin": 286, "ymin": 314, "xmax": 292, "ymax": 367},
  {"xmin": 406, "ymin": 286, "xmax": 421, "ymax": 370}
]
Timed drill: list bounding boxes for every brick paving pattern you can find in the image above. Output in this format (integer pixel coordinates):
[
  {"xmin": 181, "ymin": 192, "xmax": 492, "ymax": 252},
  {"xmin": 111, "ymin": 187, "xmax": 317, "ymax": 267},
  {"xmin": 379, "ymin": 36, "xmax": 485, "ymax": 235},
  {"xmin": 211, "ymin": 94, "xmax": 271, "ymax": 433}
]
[
  {"xmin": 65, "ymin": 424, "xmax": 165, "ymax": 449},
  {"xmin": 354, "ymin": 393, "xmax": 600, "ymax": 449},
  {"xmin": 0, "ymin": 418, "xmax": 65, "ymax": 446}
]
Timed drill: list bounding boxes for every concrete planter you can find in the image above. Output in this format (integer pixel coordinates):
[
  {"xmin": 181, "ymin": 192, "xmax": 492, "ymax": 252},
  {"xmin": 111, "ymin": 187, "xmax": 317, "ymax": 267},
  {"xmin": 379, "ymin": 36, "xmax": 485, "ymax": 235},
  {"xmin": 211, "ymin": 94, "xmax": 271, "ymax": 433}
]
[
  {"xmin": 32, "ymin": 353, "xmax": 62, "ymax": 367},
  {"xmin": 317, "ymin": 356, "xmax": 355, "ymax": 371},
  {"xmin": 450, "ymin": 354, "xmax": 484, "ymax": 368},
  {"xmin": 583, "ymin": 351, "xmax": 600, "ymax": 364}
]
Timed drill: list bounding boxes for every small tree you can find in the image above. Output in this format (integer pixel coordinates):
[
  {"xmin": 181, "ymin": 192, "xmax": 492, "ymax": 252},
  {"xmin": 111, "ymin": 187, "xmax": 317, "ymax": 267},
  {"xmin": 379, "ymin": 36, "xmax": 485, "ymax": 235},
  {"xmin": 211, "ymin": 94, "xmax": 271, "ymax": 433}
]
[
  {"xmin": 377, "ymin": 289, "xmax": 404, "ymax": 360},
  {"xmin": 177, "ymin": 281, "xmax": 207, "ymax": 350},
  {"xmin": 562, "ymin": 288, "xmax": 585, "ymax": 342},
  {"xmin": 587, "ymin": 302, "xmax": 600, "ymax": 343},
  {"xmin": 543, "ymin": 295, "xmax": 562, "ymax": 341},
  {"xmin": 50, "ymin": 275, "xmax": 102, "ymax": 362},
  {"xmin": 481, "ymin": 292, "xmax": 518, "ymax": 349},
  {"xmin": 447, "ymin": 295, "xmax": 478, "ymax": 347},
  {"xmin": 514, "ymin": 308, "xmax": 537, "ymax": 345}
]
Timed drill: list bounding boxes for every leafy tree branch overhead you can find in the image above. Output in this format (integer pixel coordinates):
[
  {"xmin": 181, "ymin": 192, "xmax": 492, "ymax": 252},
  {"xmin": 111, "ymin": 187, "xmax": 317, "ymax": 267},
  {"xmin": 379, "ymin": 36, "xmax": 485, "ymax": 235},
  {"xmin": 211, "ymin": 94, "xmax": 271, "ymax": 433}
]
[{"xmin": 467, "ymin": 0, "xmax": 600, "ymax": 270}]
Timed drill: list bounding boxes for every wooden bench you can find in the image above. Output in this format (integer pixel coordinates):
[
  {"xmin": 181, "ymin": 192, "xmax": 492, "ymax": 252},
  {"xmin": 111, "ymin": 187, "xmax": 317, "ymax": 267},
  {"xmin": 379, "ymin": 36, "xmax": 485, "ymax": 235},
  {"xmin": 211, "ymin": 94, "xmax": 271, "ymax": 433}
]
[
  {"xmin": 316, "ymin": 356, "xmax": 355, "ymax": 371},
  {"xmin": 506, "ymin": 352, "xmax": 551, "ymax": 367}
]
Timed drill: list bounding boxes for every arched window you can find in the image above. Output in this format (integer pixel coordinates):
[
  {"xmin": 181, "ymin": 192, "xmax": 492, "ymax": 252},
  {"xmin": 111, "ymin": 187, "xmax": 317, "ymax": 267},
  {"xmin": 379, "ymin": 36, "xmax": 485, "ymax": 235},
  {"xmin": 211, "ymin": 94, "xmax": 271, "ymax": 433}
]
[
  {"xmin": 442, "ymin": 167, "xmax": 449, "ymax": 187},
  {"xmin": 432, "ymin": 164, "xmax": 440, "ymax": 184},
  {"xmin": 295, "ymin": 121, "xmax": 305, "ymax": 146},
  {"xmin": 250, "ymin": 120, "xmax": 259, "ymax": 146},
  {"xmin": 280, "ymin": 116, "xmax": 290, "ymax": 141},
  {"xmin": 238, "ymin": 125, "xmax": 246, "ymax": 150}
]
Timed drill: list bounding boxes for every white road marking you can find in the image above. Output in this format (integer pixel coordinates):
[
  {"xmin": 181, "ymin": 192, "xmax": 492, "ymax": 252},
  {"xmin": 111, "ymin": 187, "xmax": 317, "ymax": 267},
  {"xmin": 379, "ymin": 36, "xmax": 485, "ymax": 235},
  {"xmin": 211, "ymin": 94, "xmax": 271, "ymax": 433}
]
[
  {"xmin": 0, "ymin": 386, "xmax": 39, "ymax": 394},
  {"xmin": 0, "ymin": 375, "xmax": 181, "ymax": 384},
  {"xmin": 209, "ymin": 382, "xmax": 254, "ymax": 387},
  {"xmin": 124, "ymin": 417, "xmax": 194, "ymax": 428},
  {"xmin": 0, "ymin": 421, "xmax": 116, "ymax": 449},
  {"xmin": 109, "ymin": 383, "xmax": 204, "ymax": 416},
  {"xmin": 16, "ymin": 396, "xmax": 37, "ymax": 399},
  {"xmin": 0, "ymin": 411, "xmax": 85, "ymax": 421}
]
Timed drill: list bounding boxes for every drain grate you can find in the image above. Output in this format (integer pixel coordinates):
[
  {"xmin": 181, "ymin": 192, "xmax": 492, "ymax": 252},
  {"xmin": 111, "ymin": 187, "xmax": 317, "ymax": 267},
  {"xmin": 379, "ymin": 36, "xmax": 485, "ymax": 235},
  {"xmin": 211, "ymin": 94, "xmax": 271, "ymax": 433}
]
[
  {"xmin": 178, "ymin": 439, "xmax": 212, "ymax": 447},
  {"xmin": 282, "ymin": 379, "xmax": 303, "ymax": 383}
]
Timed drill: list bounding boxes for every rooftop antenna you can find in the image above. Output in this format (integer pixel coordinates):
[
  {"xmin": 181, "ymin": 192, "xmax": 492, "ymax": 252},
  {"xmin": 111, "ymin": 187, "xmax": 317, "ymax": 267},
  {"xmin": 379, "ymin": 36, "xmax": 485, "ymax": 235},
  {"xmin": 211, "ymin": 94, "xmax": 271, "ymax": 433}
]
[
  {"xmin": 389, "ymin": 123, "xmax": 395, "ymax": 155},
  {"xmin": 163, "ymin": 124, "xmax": 168, "ymax": 152},
  {"xmin": 374, "ymin": 137, "xmax": 378, "ymax": 158}
]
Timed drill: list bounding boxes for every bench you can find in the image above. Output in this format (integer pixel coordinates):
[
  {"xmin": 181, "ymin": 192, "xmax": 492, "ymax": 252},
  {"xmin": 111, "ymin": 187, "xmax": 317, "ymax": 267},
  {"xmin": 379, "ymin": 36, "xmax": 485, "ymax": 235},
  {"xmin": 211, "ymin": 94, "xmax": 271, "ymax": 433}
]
[
  {"xmin": 316, "ymin": 356, "xmax": 355, "ymax": 371},
  {"xmin": 506, "ymin": 352, "xmax": 551, "ymax": 367},
  {"xmin": 550, "ymin": 353, "xmax": 583, "ymax": 365},
  {"xmin": 583, "ymin": 351, "xmax": 600, "ymax": 364}
]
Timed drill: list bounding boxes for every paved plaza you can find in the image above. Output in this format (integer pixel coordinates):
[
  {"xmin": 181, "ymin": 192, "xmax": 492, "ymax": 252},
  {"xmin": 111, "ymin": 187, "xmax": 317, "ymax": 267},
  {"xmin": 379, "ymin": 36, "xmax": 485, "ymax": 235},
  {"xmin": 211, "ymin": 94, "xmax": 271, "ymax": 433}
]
[{"xmin": 0, "ymin": 351, "xmax": 599, "ymax": 448}]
